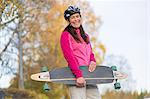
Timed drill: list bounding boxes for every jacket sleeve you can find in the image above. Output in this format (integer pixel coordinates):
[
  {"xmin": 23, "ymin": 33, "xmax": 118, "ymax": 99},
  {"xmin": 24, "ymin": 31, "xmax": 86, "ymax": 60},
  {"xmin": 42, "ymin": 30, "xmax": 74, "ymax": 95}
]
[
  {"xmin": 60, "ymin": 31, "xmax": 83, "ymax": 78},
  {"xmin": 90, "ymin": 49, "xmax": 96, "ymax": 62},
  {"xmin": 85, "ymin": 33, "xmax": 96, "ymax": 62}
]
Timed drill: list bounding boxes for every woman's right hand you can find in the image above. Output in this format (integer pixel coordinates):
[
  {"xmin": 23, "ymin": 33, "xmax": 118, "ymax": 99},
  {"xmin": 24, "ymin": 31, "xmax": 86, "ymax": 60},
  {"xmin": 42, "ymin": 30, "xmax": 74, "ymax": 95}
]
[{"xmin": 76, "ymin": 77, "xmax": 86, "ymax": 87}]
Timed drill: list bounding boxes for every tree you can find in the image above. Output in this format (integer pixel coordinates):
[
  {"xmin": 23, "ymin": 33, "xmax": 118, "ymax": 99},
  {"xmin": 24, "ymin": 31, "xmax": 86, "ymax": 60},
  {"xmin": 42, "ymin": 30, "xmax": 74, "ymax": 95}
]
[
  {"xmin": 1, "ymin": 0, "xmax": 106, "ymax": 98},
  {"xmin": 0, "ymin": 0, "xmax": 24, "ymax": 83}
]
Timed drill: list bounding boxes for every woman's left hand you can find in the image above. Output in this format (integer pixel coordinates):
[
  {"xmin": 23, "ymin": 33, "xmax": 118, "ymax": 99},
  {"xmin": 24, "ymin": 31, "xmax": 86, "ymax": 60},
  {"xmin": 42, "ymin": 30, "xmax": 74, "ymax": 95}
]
[{"xmin": 88, "ymin": 61, "xmax": 96, "ymax": 72}]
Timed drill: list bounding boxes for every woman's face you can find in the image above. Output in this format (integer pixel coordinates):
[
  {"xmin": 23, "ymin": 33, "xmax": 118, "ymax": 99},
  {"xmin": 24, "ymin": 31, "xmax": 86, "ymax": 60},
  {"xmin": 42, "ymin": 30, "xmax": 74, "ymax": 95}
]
[{"xmin": 69, "ymin": 13, "xmax": 82, "ymax": 28}]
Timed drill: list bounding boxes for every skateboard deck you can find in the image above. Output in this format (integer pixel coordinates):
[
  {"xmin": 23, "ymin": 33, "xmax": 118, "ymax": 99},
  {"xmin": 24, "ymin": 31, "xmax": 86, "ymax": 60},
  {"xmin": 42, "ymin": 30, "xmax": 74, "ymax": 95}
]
[{"xmin": 31, "ymin": 66, "xmax": 127, "ymax": 85}]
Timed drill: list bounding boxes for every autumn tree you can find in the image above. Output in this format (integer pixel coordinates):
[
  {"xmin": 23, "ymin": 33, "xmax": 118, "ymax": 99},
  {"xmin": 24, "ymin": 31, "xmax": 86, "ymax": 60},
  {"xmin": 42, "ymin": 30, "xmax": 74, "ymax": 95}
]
[{"xmin": 1, "ymin": 0, "xmax": 106, "ymax": 98}]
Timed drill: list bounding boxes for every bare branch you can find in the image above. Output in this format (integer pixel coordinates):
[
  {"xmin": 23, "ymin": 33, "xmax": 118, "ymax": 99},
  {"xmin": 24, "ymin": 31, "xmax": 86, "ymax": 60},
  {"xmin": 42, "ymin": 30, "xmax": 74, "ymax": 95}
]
[
  {"xmin": 0, "ymin": 15, "xmax": 19, "ymax": 28},
  {"xmin": 0, "ymin": 31, "xmax": 16, "ymax": 59}
]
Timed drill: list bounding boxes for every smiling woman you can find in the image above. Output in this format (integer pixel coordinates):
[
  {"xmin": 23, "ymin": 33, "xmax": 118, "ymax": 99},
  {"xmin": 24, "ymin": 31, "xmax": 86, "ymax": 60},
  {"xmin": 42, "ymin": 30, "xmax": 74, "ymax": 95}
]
[{"xmin": 60, "ymin": 5, "xmax": 101, "ymax": 99}]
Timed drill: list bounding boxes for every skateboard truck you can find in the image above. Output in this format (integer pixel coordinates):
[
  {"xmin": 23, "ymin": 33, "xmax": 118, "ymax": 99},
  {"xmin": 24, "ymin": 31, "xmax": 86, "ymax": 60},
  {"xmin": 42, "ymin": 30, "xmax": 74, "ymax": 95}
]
[
  {"xmin": 43, "ymin": 83, "xmax": 50, "ymax": 92},
  {"xmin": 111, "ymin": 66, "xmax": 121, "ymax": 90},
  {"xmin": 41, "ymin": 66, "xmax": 50, "ymax": 92},
  {"xmin": 111, "ymin": 66, "xmax": 117, "ymax": 71},
  {"xmin": 41, "ymin": 66, "xmax": 49, "ymax": 72},
  {"xmin": 114, "ymin": 81, "xmax": 121, "ymax": 89}
]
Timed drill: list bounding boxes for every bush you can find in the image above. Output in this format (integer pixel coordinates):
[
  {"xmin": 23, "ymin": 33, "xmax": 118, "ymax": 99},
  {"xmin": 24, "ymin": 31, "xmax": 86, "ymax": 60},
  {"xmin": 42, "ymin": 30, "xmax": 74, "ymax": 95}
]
[{"xmin": 3, "ymin": 88, "xmax": 49, "ymax": 99}]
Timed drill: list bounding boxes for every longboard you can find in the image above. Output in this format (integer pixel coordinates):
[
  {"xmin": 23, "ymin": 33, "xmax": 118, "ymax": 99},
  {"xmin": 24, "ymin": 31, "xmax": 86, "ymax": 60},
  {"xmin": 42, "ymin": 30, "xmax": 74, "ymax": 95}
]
[{"xmin": 31, "ymin": 66, "xmax": 127, "ymax": 85}]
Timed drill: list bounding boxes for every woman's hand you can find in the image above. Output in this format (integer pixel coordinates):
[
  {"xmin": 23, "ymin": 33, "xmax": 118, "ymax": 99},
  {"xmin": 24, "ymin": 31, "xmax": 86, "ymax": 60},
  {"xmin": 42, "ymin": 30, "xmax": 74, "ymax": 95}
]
[
  {"xmin": 76, "ymin": 77, "xmax": 86, "ymax": 87},
  {"xmin": 88, "ymin": 61, "xmax": 96, "ymax": 72}
]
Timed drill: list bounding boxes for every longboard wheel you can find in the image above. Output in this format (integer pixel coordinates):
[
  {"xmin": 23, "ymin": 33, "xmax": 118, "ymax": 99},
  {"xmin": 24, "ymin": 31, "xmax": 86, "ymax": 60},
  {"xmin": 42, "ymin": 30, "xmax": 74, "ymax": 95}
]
[
  {"xmin": 41, "ymin": 66, "xmax": 49, "ymax": 72},
  {"xmin": 111, "ymin": 66, "xmax": 117, "ymax": 71},
  {"xmin": 114, "ymin": 82, "xmax": 121, "ymax": 89},
  {"xmin": 43, "ymin": 83, "xmax": 50, "ymax": 92}
]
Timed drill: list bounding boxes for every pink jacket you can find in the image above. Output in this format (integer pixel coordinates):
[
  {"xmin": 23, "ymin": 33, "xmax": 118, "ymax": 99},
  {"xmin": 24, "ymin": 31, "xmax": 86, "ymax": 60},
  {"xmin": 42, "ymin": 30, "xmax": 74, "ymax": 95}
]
[{"xmin": 60, "ymin": 29, "xmax": 96, "ymax": 78}]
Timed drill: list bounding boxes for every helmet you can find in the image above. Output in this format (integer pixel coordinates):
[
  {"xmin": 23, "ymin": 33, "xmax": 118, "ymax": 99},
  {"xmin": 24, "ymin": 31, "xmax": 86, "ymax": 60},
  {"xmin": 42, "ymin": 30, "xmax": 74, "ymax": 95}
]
[{"xmin": 64, "ymin": 6, "xmax": 80, "ymax": 20}]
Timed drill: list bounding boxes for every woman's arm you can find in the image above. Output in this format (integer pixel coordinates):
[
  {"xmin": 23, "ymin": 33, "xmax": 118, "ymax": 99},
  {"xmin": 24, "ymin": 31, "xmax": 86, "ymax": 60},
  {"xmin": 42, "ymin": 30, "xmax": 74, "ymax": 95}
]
[{"xmin": 60, "ymin": 31, "xmax": 83, "ymax": 78}]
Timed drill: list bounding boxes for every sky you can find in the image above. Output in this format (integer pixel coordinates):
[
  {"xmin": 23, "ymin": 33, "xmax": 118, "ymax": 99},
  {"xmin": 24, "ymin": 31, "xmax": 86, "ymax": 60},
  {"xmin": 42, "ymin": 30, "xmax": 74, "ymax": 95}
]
[{"xmin": 87, "ymin": 0, "xmax": 150, "ymax": 92}]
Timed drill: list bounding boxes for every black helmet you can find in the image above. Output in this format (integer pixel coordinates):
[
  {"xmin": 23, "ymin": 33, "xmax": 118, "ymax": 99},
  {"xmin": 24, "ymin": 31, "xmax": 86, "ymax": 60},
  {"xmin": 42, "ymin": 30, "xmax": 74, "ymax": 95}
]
[{"xmin": 64, "ymin": 6, "xmax": 80, "ymax": 20}]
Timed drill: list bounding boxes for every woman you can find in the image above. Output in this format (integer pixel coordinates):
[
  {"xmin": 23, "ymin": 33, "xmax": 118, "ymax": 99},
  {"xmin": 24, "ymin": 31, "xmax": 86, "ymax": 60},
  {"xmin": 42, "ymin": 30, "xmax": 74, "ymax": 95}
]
[{"xmin": 60, "ymin": 6, "xmax": 101, "ymax": 99}]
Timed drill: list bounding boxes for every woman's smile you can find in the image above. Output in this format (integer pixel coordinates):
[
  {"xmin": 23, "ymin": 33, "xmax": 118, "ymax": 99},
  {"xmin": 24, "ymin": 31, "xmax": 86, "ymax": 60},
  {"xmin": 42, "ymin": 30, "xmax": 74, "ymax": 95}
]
[{"xmin": 69, "ymin": 13, "xmax": 82, "ymax": 28}]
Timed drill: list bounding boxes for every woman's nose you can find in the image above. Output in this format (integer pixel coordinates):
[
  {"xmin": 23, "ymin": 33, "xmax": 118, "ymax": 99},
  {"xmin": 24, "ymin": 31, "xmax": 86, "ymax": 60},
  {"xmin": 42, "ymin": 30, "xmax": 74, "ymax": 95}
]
[{"xmin": 74, "ymin": 17, "xmax": 78, "ymax": 21}]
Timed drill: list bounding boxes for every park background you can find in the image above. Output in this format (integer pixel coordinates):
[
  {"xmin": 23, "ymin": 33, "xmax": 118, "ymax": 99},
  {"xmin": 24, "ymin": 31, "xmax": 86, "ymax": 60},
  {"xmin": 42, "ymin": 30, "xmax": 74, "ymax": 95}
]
[{"xmin": 0, "ymin": 0, "xmax": 150, "ymax": 98}]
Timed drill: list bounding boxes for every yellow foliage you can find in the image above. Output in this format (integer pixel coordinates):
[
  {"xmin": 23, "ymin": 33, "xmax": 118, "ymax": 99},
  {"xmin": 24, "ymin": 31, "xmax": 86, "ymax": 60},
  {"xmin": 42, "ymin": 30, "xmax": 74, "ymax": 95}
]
[
  {"xmin": 8, "ymin": 0, "xmax": 106, "ymax": 98},
  {"xmin": 99, "ymin": 43, "xmax": 106, "ymax": 54}
]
